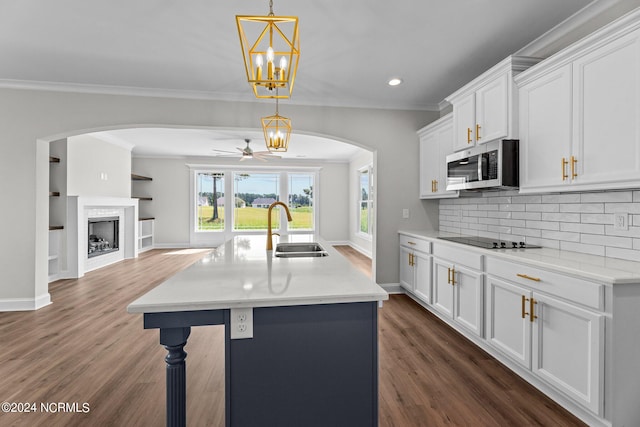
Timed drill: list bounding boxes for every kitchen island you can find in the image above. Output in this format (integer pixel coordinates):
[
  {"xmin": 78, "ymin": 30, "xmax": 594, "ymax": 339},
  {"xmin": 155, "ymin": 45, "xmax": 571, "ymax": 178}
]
[{"xmin": 127, "ymin": 235, "xmax": 388, "ymax": 427}]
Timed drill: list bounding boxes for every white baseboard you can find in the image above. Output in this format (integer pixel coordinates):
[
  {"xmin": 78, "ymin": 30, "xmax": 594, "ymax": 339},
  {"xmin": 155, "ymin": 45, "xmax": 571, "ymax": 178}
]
[
  {"xmin": 0, "ymin": 293, "xmax": 51, "ymax": 311},
  {"xmin": 153, "ymin": 242, "xmax": 191, "ymax": 249}
]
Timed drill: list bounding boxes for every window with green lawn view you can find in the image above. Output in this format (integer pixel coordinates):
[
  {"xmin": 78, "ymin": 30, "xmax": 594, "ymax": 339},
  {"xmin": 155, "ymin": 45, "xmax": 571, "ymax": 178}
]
[
  {"xmin": 234, "ymin": 172, "xmax": 281, "ymax": 230},
  {"xmin": 196, "ymin": 172, "xmax": 225, "ymax": 231},
  {"xmin": 359, "ymin": 166, "xmax": 373, "ymax": 235},
  {"xmin": 195, "ymin": 170, "xmax": 315, "ymax": 232},
  {"xmin": 288, "ymin": 173, "xmax": 314, "ymax": 230}
]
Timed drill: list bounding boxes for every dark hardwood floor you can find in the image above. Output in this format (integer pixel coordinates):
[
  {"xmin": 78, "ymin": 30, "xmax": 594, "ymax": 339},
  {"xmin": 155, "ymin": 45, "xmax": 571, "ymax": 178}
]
[{"xmin": 0, "ymin": 248, "xmax": 585, "ymax": 426}]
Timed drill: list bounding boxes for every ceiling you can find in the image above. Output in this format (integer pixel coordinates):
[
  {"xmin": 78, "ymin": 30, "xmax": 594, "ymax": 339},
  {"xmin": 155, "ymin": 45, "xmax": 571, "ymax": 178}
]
[{"xmin": 1, "ymin": 0, "xmax": 595, "ymax": 159}]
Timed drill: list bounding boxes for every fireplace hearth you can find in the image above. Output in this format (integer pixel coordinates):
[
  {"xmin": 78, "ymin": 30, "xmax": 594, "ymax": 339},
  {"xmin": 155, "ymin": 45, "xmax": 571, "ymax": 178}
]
[{"xmin": 88, "ymin": 217, "xmax": 119, "ymax": 258}]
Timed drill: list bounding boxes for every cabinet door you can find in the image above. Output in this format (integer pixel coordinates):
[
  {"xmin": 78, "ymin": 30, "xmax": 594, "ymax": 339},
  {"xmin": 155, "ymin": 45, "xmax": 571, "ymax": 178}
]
[
  {"xmin": 485, "ymin": 276, "xmax": 532, "ymax": 369},
  {"xmin": 475, "ymin": 73, "xmax": 509, "ymax": 145},
  {"xmin": 399, "ymin": 247, "xmax": 414, "ymax": 292},
  {"xmin": 519, "ymin": 65, "xmax": 571, "ymax": 193},
  {"xmin": 519, "ymin": 64, "xmax": 573, "ymax": 192},
  {"xmin": 532, "ymin": 293, "xmax": 604, "ymax": 414},
  {"xmin": 419, "ymin": 130, "xmax": 439, "ymax": 198},
  {"xmin": 436, "ymin": 120, "xmax": 459, "ymax": 197},
  {"xmin": 572, "ymin": 28, "xmax": 640, "ymax": 187},
  {"xmin": 452, "ymin": 93, "xmax": 476, "ymax": 151},
  {"xmin": 413, "ymin": 251, "xmax": 431, "ymax": 304},
  {"xmin": 452, "ymin": 264, "xmax": 483, "ymax": 337},
  {"xmin": 432, "ymin": 258, "xmax": 454, "ymax": 318}
]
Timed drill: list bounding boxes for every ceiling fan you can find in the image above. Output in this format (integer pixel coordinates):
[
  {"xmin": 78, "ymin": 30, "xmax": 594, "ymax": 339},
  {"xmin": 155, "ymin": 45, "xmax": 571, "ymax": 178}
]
[{"xmin": 212, "ymin": 138, "xmax": 281, "ymax": 162}]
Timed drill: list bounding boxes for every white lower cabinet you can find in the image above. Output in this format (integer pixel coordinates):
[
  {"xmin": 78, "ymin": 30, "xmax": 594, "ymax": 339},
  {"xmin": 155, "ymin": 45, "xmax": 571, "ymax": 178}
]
[
  {"xmin": 486, "ymin": 260, "xmax": 604, "ymax": 416},
  {"xmin": 399, "ymin": 235, "xmax": 432, "ymax": 304},
  {"xmin": 432, "ymin": 244, "xmax": 484, "ymax": 337}
]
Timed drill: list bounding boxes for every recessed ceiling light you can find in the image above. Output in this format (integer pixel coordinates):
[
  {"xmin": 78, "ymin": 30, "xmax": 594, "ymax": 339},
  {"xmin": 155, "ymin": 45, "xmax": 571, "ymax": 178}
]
[{"xmin": 388, "ymin": 78, "xmax": 403, "ymax": 86}]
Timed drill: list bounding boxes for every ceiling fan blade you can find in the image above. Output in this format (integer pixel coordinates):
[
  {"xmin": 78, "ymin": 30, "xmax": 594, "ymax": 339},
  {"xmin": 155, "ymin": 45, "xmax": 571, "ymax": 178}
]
[
  {"xmin": 239, "ymin": 156, "xmax": 248, "ymax": 161},
  {"xmin": 236, "ymin": 147, "xmax": 245, "ymax": 152},
  {"xmin": 212, "ymin": 149, "xmax": 237, "ymax": 154},
  {"xmin": 254, "ymin": 152, "xmax": 281, "ymax": 159}
]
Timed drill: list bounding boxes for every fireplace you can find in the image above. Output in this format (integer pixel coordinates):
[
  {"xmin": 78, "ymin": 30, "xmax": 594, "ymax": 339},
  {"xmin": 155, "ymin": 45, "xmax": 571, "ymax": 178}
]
[{"xmin": 88, "ymin": 217, "xmax": 119, "ymax": 258}]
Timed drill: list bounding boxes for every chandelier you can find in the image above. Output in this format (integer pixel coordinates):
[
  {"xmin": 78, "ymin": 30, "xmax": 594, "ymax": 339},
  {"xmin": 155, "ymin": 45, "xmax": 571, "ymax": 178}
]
[
  {"xmin": 262, "ymin": 98, "xmax": 291, "ymax": 152},
  {"xmin": 236, "ymin": 0, "xmax": 300, "ymax": 99}
]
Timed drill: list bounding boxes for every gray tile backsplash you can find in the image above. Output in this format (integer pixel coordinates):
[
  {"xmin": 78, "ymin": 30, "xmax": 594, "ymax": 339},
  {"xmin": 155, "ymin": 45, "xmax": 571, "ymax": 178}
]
[{"xmin": 439, "ymin": 189, "xmax": 640, "ymax": 262}]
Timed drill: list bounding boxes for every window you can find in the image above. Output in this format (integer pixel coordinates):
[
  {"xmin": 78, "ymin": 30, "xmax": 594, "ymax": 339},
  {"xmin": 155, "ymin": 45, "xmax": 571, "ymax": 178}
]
[
  {"xmin": 288, "ymin": 173, "xmax": 314, "ymax": 230},
  {"xmin": 196, "ymin": 171, "xmax": 225, "ymax": 231},
  {"xmin": 191, "ymin": 168, "xmax": 318, "ymax": 238},
  {"xmin": 358, "ymin": 166, "xmax": 373, "ymax": 235},
  {"xmin": 234, "ymin": 172, "xmax": 280, "ymax": 230}
]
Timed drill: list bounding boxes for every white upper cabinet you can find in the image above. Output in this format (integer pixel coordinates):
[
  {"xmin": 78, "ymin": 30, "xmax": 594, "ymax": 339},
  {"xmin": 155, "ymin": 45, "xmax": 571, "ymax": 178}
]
[
  {"xmin": 418, "ymin": 114, "xmax": 459, "ymax": 199},
  {"xmin": 446, "ymin": 56, "xmax": 540, "ymax": 152},
  {"xmin": 517, "ymin": 12, "xmax": 640, "ymax": 193}
]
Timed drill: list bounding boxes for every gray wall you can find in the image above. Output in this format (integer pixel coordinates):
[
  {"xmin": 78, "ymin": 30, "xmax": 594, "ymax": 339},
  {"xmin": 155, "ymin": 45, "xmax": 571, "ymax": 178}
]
[{"xmin": 0, "ymin": 88, "xmax": 438, "ymax": 305}]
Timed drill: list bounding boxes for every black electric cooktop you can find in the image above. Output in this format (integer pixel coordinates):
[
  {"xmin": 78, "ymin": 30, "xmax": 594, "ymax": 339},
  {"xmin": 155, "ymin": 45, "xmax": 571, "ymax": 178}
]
[{"xmin": 438, "ymin": 236, "xmax": 541, "ymax": 249}]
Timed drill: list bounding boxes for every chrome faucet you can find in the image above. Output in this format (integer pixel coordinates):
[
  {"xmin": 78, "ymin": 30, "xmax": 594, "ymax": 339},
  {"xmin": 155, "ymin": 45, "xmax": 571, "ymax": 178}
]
[{"xmin": 266, "ymin": 201, "xmax": 293, "ymax": 250}]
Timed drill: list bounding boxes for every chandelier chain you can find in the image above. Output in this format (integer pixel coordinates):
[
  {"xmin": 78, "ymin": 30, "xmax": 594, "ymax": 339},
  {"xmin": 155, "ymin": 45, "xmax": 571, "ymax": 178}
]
[{"xmin": 268, "ymin": 0, "xmax": 274, "ymax": 16}]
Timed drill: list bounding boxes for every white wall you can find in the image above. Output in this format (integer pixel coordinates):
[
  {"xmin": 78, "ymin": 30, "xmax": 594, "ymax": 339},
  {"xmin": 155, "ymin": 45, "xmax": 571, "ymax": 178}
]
[
  {"xmin": 131, "ymin": 156, "xmax": 350, "ymax": 247},
  {"xmin": 67, "ymin": 134, "xmax": 131, "ymax": 198},
  {"xmin": 348, "ymin": 151, "xmax": 374, "ymax": 257}
]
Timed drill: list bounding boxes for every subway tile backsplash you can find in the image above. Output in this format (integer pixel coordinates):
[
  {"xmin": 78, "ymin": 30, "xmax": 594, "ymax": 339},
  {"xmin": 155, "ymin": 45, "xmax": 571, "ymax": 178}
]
[{"xmin": 439, "ymin": 189, "xmax": 640, "ymax": 262}]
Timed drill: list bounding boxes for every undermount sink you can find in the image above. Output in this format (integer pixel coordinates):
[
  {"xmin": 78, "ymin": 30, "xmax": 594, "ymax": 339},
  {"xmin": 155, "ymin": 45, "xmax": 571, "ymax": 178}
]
[{"xmin": 274, "ymin": 242, "xmax": 329, "ymax": 258}]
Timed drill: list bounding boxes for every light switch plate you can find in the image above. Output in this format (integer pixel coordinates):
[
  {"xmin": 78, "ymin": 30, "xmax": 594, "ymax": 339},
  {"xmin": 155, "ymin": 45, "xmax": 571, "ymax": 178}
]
[
  {"xmin": 402, "ymin": 209, "xmax": 409, "ymax": 219},
  {"xmin": 230, "ymin": 307, "xmax": 253, "ymax": 339}
]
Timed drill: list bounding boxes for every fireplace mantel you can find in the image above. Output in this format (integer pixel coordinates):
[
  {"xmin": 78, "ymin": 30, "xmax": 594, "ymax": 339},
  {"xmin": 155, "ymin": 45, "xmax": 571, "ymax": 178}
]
[{"xmin": 67, "ymin": 196, "xmax": 138, "ymax": 278}]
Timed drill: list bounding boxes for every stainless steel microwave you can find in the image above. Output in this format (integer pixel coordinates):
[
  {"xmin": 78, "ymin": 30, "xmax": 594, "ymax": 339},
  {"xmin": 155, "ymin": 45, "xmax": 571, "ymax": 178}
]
[{"xmin": 445, "ymin": 139, "xmax": 519, "ymax": 191}]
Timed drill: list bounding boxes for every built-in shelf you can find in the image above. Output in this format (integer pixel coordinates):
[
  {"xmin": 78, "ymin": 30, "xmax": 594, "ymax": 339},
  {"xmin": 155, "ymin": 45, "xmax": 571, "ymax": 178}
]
[
  {"xmin": 49, "ymin": 156, "xmax": 60, "ymax": 163},
  {"xmin": 131, "ymin": 173, "xmax": 152, "ymax": 181},
  {"xmin": 49, "ymin": 225, "xmax": 64, "ymax": 231},
  {"xmin": 49, "ymin": 191, "xmax": 60, "ymax": 197}
]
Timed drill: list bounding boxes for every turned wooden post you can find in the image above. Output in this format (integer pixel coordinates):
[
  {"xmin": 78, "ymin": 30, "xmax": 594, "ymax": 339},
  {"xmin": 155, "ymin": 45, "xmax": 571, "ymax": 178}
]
[{"xmin": 160, "ymin": 327, "xmax": 191, "ymax": 427}]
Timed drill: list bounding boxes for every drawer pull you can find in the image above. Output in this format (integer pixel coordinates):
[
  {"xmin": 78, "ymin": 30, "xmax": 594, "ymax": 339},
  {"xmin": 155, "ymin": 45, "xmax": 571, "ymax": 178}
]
[
  {"xmin": 522, "ymin": 295, "xmax": 528, "ymax": 319},
  {"xmin": 517, "ymin": 273, "xmax": 540, "ymax": 282},
  {"xmin": 562, "ymin": 157, "xmax": 568, "ymax": 181},
  {"xmin": 450, "ymin": 267, "xmax": 456, "ymax": 286},
  {"xmin": 407, "ymin": 241, "xmax": 416, "ymax": 245}
]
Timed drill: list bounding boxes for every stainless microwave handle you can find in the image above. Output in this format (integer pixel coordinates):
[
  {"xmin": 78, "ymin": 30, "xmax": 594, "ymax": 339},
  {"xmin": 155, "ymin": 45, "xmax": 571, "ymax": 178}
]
[{"xmin": 478, "ymin": 154, "xmax": 484, "ymax": 181}]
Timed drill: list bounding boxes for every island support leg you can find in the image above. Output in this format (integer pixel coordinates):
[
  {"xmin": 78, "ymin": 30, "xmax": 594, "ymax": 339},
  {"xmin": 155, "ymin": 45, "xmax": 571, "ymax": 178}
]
[{"xmin": 160, "ymin": 327, "xmax": 191, "ymax": 427}]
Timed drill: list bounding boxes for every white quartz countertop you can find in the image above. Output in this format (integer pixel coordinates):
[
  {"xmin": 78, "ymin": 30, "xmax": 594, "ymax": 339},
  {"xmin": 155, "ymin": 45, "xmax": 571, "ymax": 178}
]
[
  {"xmin": 399, "ymin": 230, "xmax": 640, "ymax": 285},
  {"xmin": 128, "ymin": 235, "xmax": 388, "ymax": 313}
]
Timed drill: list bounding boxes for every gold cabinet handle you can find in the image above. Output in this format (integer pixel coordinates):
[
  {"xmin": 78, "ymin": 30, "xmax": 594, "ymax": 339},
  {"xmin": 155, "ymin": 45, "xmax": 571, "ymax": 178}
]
[
  {"xmin": 434, "ymin": 180, "xmax": 438, "ymax": 192},
  {"xmin": 517, "ymin": 273, "xmax": 541, "ymax": 282},
  {"xmin": 407, "ymin": 241, "xmax": 416, "ymax": 245},
  {"xmin": 530, "ymin": 298, "xmax": 538, "ymax": 323},
  {"xmin": 409, "ymin": 253, "xmax": 414, "ymax": 266},
  {"xmin": 447, "ymin": 267, "xmax": 451, "ymax": 284},
  {"xmin": 571, "ymin": 156, "xmax": 578, "ymax": 179},
  {"xmin": 562, "ymin": 157, "xmax": 568, "ymax": 181},
  {"xmin": 467, "ymin": 127, "xmax": 472, "ymax": 144},
  {"xmin": 450, "ymin": 267, "xmax": 456, "ymax": 286},
  {"xmin": 476, "ymin": 124, "xmax": 481, "ymax": 141},
  {"xmin": 522, "ymin": 295, "xmax": 529, "ymax": 319},
  {"xmin": 431, "ymin": 180, "xmax": 435, "ymax": 193}
]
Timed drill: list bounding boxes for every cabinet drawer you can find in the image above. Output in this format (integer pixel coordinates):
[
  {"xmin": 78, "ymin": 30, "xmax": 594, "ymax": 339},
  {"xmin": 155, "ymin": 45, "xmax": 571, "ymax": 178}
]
[
  {"xmin": 486, "ymin": 257, "xmax": 603, "ymax": 310},
  {"xmin": 399, "ymin": 235, "xmax": 431, "ymax": 254},
  {"xmin": 432, "ymin": 242, "xmax": 483, "ymax": 270}
]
